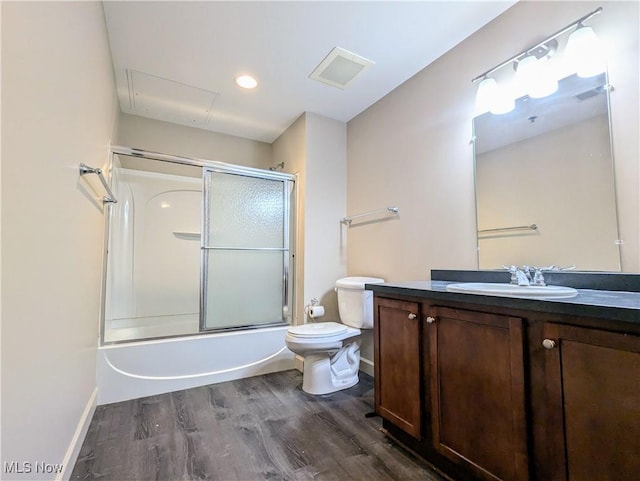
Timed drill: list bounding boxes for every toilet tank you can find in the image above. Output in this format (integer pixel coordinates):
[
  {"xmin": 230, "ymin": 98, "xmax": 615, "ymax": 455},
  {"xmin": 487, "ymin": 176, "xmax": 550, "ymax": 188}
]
[{"xmin": 335, "ymin": 277, "xmax": 385, "ymax": 329}]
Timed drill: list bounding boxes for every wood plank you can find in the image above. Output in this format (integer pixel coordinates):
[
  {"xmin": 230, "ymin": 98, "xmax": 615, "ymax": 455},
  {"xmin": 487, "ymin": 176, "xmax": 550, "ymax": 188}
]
[{"xmin": 71, "ymin": 370, "xmax": 445, "ymax": 481}]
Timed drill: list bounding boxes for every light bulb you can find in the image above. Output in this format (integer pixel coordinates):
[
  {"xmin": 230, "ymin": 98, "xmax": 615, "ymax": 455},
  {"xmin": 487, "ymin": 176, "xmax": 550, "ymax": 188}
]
[
  {"xmin": 235, "ymin": 74, "xmax": 258, "ymax": 89},
  {"xmin": 475, "ymin": 77, "xmax": 497, "ymax": 115},
  {"xmin": 475, "ymin": 77, "xmax": 514, "ymax": 115},
  {"xmin": 490, "ymin": 93, "xmax": 515, "ymax": 115},
  {"xmin": 566, "ymin": 25, "xmax": 606, "ymax": 78},
  {"xmin": 516, "ymin": 55, "xmax": 558, "ymax": 99}
]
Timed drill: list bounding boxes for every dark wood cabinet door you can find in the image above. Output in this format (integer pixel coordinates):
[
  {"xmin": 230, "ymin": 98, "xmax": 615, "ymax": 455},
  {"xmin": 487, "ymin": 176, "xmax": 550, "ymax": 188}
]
[
  {"xmin": 429, "ymin": 306, "xmax": 529, "ymax": 481},
  {"xmin": 542, "ymin": 323, "xmax": 640, "ymax": 481},
  {"xmin": 374, "ymin": 297, "xmax": 422, "ymax": 439}
]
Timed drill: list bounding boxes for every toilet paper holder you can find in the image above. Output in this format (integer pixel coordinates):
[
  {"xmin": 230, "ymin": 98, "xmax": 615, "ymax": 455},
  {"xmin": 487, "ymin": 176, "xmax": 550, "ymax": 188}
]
[{"xmin": 305, "ymin": 298, "xmax": 325, "ymax": 319}]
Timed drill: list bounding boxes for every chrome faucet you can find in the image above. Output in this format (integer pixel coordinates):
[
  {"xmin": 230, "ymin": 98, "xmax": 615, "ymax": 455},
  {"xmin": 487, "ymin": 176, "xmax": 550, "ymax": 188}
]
[
  {"xmin": 504, "ymin": 264, "xmax": 576, "ymax": 287},
  {"xmin": 505, "ymin": 265, "xmax": 547, "ymax": 286},
  {"xmin": 506, "ymin": 266, "xmax": 531, "ymax": 286}
]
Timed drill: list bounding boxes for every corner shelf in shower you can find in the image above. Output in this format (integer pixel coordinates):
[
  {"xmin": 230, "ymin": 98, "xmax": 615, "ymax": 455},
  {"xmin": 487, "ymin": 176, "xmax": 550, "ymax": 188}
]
[{"xmin": 173, "ymin": 231, "xmax": 201, "ymax": 240}]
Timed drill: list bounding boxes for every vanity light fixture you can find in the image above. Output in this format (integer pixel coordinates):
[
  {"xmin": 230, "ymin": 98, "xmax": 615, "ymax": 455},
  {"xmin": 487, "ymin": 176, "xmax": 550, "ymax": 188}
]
[
  {"xmin": 472, "ymin": 6, "xmax": 604, "ymax": 114},
  {"xmin": 235, "ymin": 74, "xmax": 258, "ymax": 89}
]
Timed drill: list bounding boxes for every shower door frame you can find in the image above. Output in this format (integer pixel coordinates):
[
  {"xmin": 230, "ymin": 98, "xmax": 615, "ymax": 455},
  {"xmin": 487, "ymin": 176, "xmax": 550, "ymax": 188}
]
[
  {"xmin": 101, "ymin": 146, "xmax": 296, "ymax": 345},
  {"xmin": 200, "ymin": 166, "xmax": 293, "ymax": 332}
]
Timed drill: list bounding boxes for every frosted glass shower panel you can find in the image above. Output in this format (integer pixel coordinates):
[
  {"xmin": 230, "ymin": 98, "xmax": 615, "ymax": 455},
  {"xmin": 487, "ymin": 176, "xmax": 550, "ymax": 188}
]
[
  {"xmin": 205, "ymin": 250, "xmax": 285, "ymax": 328},
  {"xmin": 206, "ymin": 172, "xmax": 284, "ymax": 248},
  {"xmin": 202, "ymin": 169, "xmax": 292, "ymax": 331}
]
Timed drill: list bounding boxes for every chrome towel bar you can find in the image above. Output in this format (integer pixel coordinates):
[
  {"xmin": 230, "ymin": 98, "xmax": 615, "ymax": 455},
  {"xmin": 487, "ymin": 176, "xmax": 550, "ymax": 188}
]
[
  {"xmin": 79, "ymin": 163, "xmax": 117, "ymax": 203},
  {"xmin": 341, "ymin": 206, "xmax": 399, "ymax": 226},
  {"xmin": 478, "ymin": 224, "xmax": 537, "ymax": 234}
]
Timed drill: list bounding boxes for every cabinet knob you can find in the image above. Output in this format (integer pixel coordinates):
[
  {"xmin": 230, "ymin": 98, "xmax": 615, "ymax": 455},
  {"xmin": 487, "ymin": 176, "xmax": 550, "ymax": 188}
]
[
  {"xmin": 542, "ymin": 339, "xmax": 557, "ymax": 350},
  {"xmin": 426, "ymin": 316, "xmax": 436, "ymax": 324},
  {"xmin": 408, "ymin": 313, "xmax": 417, "ymax": 320}
]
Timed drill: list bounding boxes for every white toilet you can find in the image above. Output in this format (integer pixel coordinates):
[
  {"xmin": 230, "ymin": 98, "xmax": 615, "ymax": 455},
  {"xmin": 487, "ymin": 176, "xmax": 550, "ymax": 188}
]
[{"xmin": 285, "ymin": 276, "xmax": 384, "ymax": 395}]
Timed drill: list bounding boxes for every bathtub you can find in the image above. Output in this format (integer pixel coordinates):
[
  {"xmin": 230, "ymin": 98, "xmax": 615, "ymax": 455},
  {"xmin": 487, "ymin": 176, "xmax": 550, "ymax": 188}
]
[{"xmin": 97, "ymin": 325, "xmax": 294, "ymax": 405}]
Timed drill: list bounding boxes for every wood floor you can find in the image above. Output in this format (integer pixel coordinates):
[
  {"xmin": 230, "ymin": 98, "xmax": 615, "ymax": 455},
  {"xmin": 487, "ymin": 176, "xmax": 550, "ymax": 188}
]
[{"xmin": 71, "ymin": 370, "xmax": 446, "ymax": 481}]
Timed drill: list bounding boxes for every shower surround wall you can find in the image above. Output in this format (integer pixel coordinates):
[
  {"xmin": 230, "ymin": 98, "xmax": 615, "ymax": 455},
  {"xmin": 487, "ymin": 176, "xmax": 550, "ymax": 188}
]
[{"xmin": 104, "ymin": 167, "xmax": 201, "ymax": 342}]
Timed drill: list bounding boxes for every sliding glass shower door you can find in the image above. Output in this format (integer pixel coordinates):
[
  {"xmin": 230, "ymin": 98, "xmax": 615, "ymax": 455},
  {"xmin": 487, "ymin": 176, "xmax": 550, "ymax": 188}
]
[
  {"xmin": 102, "ymin": 148, "xmax": 295, "ymax": 344},
  {"xmin": 201, "ymin": 168, "xmax": 293, "ymax": 330}
]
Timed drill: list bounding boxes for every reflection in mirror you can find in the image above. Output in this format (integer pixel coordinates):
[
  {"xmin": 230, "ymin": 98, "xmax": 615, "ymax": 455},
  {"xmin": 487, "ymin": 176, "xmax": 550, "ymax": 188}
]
[{"xmin": 474, "ymin": 72, "xmax": 621, "ymax": 271}]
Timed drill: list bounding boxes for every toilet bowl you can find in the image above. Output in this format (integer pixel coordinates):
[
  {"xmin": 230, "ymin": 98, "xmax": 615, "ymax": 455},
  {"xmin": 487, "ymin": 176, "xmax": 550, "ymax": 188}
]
[{"xmin": 285, "ymin": 276, "xmax": 384, "ymax": 395}]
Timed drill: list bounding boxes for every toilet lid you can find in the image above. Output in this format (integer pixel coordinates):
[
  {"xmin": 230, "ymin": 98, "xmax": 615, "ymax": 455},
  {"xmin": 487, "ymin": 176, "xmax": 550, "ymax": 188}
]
[{"xmin": 288, "ymin": 322, "xmax": 348, "ymax": 338}]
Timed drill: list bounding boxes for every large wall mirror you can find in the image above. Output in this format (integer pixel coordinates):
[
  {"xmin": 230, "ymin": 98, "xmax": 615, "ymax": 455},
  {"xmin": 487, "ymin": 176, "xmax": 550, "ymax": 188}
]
[{"xmin": 474, "ymin": 72, "xmax": 621, "ymax": 271}]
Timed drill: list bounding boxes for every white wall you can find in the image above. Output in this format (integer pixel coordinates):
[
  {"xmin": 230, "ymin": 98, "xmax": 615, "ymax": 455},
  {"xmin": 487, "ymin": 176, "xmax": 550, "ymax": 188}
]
[
  {"xmin": 273, "ymin": 113, "xmax": 348, "ymax": 326},
  {"xmin": 303, "ymin": 113, "xmax": 348, "ymax": 323},
  {"xmin": 273, "ymin": 112, "xmax": 350, "ymax": 368},
  {"xmin": 272, "ymin": 115, "xmax": 307, "ymax": 326},
  {"xmin": 1, "ymin": 2, "xmax": 118, "ymax": 479},
  {"xmin": 347, "ymin": 1, "xmax": 640, "ymax": 278},
  {"xmin": 117, "ymin": 113, "xmax": 273, "ymax": 169}
]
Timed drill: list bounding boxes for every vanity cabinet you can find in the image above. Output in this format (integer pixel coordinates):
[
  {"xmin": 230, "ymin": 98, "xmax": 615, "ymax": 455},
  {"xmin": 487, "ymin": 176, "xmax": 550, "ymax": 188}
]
[
  {"xmin": 541, "ymin": 323, "xmax": 640, "ymax": 481},
  {"xmin": 372, "ymin": 289, "xmax": 640, "ymax": 481},
  {"xmin": 373, "ymin": 297, "xmax": 422, "ymax": 439},
  {"xmin": 428, "ymin": 306, "xmax": 529, "ymax": 481}
]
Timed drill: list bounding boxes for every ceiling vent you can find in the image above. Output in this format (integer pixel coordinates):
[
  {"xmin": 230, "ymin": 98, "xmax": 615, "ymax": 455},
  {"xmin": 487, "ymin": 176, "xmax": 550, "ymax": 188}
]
[{"xmin": 309, "ymin": 47, "xmax": 374, "ymax": 89}]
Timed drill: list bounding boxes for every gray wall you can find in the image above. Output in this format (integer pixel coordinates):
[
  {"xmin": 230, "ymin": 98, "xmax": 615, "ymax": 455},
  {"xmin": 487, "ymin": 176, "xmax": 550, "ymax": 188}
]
[
  {"xmin": 1, "ymin": 2, "xmax": 119, "ymax": 478},
  {"xmin": 117, "ymin": 113, "xmax": 273, "ymax": 169},
  {"xmin": 347, "ymin": 1, "xmax": 639, "ymax": 278}
]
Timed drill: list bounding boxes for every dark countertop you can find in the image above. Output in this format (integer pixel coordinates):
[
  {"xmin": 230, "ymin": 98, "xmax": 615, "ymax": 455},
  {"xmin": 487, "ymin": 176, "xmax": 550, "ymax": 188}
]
[{"xmin": 367, "ymin": 280, "xmax": 640, "ymax": 325}]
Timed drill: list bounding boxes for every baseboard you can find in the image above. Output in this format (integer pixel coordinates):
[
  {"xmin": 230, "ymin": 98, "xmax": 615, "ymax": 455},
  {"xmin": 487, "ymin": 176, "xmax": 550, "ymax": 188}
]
[
  {"xmin": 359, "ymin": 357, "xmax": 374, "ymax": 377},
  {"xmin": 57, "ymin": 387, "xmax": 97, "ymax": 481}
]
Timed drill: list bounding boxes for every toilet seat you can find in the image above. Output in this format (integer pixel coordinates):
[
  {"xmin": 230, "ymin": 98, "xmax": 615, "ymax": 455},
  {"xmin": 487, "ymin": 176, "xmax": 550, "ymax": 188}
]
[
  {"xmin": 288, "ymin": 322, "xmax": 347, "ymax": 338},
  {"xmin": 285, "ymin": 323, "xmax": 361, "ymax": 354}
]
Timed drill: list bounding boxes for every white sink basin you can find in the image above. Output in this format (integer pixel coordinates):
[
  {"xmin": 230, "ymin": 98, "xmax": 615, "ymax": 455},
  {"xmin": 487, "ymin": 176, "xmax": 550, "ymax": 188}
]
[{"xmin": 446, "ymin": 282, "xmax": 578, "ymax": 299}]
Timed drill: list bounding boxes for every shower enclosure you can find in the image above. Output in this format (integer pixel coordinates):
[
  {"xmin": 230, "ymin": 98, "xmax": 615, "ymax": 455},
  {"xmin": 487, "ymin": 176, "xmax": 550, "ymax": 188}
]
[{"xmin": 102, "ymin": 147, "xmax": 295, "ymax": 344}]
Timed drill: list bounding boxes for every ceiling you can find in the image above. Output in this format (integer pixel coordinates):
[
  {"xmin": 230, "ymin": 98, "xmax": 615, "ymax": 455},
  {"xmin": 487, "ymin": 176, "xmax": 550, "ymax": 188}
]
[{"xmin": 103, "ymin": 1, "xmax": 516, "ymax": 143}]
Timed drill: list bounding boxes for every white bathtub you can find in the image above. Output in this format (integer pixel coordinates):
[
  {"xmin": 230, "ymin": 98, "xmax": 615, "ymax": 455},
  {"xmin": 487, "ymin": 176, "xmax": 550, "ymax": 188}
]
[{"xmin": 97, "ymin": 325, "xmax": 294, "ymax": 405}]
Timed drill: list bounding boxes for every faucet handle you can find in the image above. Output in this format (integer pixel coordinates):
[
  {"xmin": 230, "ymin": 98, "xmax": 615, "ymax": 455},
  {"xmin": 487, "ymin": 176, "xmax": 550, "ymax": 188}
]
[
  {"xmin": 529, "ymin": 265, "xmax": 576, "ymax": 287},
  {"xmin": 502, "ymin": 265, "xmax": 519, "ymax": 285},
  {"xmin": 531, "ymin": 268, "xmax": 546, "ymax": 286},
  {"xmin": 534, "ymin": 265, "xmax": 555, "ymax": 272},
  {"xmin": 535, "ymin": 265, "xmax": 576, "ymax": 271}
]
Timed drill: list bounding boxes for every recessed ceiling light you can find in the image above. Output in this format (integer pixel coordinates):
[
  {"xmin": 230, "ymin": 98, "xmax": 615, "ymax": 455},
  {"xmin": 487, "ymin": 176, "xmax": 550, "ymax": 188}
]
[{"xmin": 235, "ymin": 74, "xmax": 258, "ymax": 89}]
